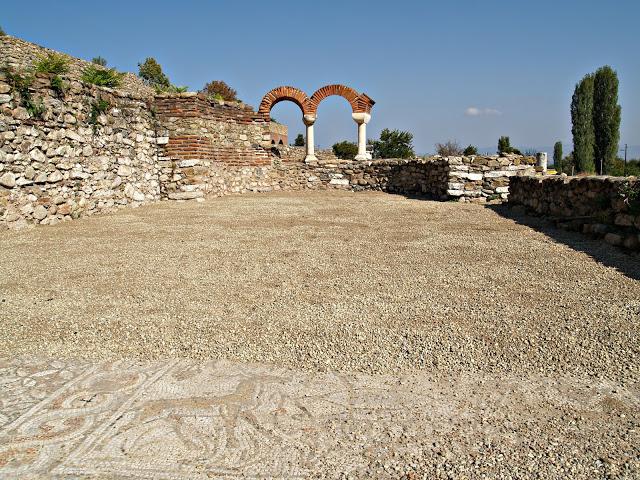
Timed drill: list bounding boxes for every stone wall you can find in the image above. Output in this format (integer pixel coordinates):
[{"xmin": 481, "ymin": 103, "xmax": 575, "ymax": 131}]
[
  {"xmin": 0, "ymin": 35, "xmax": 154, "ymax": 99},
  {"xmin": 446, "ymin": 154, "xmax": 536, "ymax": 202},
  {"xmin": 0, "ymin": 36, "xmax": 541, "ymax": 230},
  {"xmin": 153, "ymin": 93, "xmax": 273, "ymax": 200},
  {"xmin": 0, "ymin": 70, "xmax": 160, "ymax": 229},
  {"xmin": 268, "ymin": 122, "xmax": 288, "ymax": 145},
  {"xmin": 509, "ymin": 175, "xmax": 640, "ymax": 250}
]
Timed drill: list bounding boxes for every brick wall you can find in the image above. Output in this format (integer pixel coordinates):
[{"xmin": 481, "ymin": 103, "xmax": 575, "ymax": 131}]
[{"xmin": 268, "ymin": 122, "xmax": 288, "ymax": 145}]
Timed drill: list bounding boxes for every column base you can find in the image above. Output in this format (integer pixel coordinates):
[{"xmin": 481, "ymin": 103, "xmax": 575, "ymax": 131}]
[
  {"xmin": 304, "ymin": 154, "xmax": 318, "ymax": 163},
  {"xmin": 355, "ymin": 153, "xmax": 372, "ymax": 161}
]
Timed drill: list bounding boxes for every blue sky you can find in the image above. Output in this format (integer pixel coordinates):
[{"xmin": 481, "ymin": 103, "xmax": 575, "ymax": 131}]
[{"xmin": 3, "ymin": 0, "xmax": 639, "ymax": 155}]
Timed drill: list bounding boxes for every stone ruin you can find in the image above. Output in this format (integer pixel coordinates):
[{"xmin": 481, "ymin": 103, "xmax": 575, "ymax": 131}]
[{"xmin": 0, "ymin": 35, "xmax": 638, "ymax": 251}]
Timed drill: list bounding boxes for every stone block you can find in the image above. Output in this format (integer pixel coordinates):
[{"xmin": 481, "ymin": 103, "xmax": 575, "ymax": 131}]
[
  {"xmin": 167, "ymin": 191, "xmax": 204, "ymax": 200},
  {"xmin": 0, "ymin": 172, "xmax": 16, "ymax": 188}
]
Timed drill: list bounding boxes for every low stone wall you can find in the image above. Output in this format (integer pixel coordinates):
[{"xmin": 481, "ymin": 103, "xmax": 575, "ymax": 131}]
[
  {"xmin": 446, "ymin": 154, "xmax": 536, "ymax": 202},
  {"xmin": 509, "ymin": 175, "xmax": 640, "ymax": 250}
]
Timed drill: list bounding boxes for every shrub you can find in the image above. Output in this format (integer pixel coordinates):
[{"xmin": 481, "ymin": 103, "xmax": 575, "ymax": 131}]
[
  {"xmin": 435, "ymin": 140, "xmax": 462, "ymax": 156},
  {"xmin": 50, "ymin": 75, "xmax": 66, "ymax": 97},
  {"xmin": 34, "ymin": 53, "xmax": 69, "ymax": 75},
  {"xmin": 619, "ymin": 181, "xmax": 640, "ymax": 215},
  {"xmin": 81, "ymin": 64, "xmax": 124, "ymax": 88},
  {"xmin": 91, "ymin": 56, "xmax": 107, "ymax": 66},
  {"xmin": 164, "ymin": 85, "xmax": 188, "ymax": 93},
  {"xmin": 0, "ymin": 26, "xmax": 5, "ymax": 36},
  {"xmin": 201, "ymin": 80, "xmax": 237, "ymax": 101},
  {"xmin": 371, "ymin": 128, "xmax": 414, "ymax": 159},
  {"xmin": 1, "ymin": 64, "xmax": 45, "ymax": 118},
  {"xmin": 138, "ymin": 57, "xmax": 170, "ymax": 89},
  {"xmin": 497, "ymin": 136, "xmax": 521, "ymax": 155},
  {"xmin": 294, "ymin": 134, "xmax": 305, "ymax": 147},
  {"xmin": 463, "ymin": 145, "xmax": 478, "ymax": 156},
  {"xmin": 332, "ymin": 141, "xmax": 358, "ymax": 160},
  {"xmin": 88, "ymin": 97, "xmax": 110, "ymax": 131}
]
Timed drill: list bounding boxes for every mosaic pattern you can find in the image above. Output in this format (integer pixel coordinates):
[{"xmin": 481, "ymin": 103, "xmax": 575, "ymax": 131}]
[
  {"xmin": 1, "ymin": 357, "xmax": 638, "ymax": 478},
  {"xmin": 0, "ymin": 358, "xmax": 440, "ymax": 478}
]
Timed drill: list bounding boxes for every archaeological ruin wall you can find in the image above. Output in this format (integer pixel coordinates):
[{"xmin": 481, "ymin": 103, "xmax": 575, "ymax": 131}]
[
  {"xmin": 509, "ymin": 176, "xmax": 640, "ymax": 249},
  {"xmin": 0, "ymin": 36, "xmax": 543, "ymax": 230},
  {"xmin": 0, "ymin": 71, "xmax": 161, "ymax": 229}
]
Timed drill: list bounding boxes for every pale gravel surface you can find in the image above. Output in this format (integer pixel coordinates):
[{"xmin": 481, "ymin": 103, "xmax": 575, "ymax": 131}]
[{"xmin": 1, "ymin": 191, "xmax": 639, "ymax": 478}]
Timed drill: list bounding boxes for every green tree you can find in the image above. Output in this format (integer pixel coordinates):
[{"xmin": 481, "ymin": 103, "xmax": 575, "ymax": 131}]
[
  {"xmin": 0, "ymin": 26, "xmax": 6, "ymax": 36},
  {"xmin": 593, "ymin": 66, "xmax": 621, "ymax": 175},
  {"xmin": 332, "ymin": 141, "xmax": 358, "ymax": 160},
  {"xmin": 497, "ymin": 136, "xmax": 521, "ymax": 155},
  {"xmin": 371, "ymin": 128, "xmax": 414, "ymax": 159},
  {"xmin": 571, "ymin": 74, "xmax": 595, "ymax": 173},
  {"xmin": 91, "ymin": 56, "xmax": 107, "ymax": 66},
  {"xmin": 201, "ymin": 80, "xmax": 237, "ymax": 101},
  {"xmin": 463, "ymin": 145, "xmax": 478, "ymax": 156},
  {"xmin": 138, "ymin": 57, "xmax": 170, "ymax": 89},
  {"xmin": 498, "ymin": 136, "xmax": 510, "ymax": 154},
  {"xmin": 294, "ymin": 133, "xmax": 305, "ymax": 147},
  {"xmin": 553, "ymin": 141, "xmax": 563, "ymax": 172}
]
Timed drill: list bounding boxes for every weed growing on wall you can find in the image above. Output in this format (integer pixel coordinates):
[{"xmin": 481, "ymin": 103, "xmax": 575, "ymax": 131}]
[
  {"xmin": 81, "ymin": 64, "xmax": 124, "ymax": 88},
  {"xmin": 1, "ymin": 64, "xmax": 46, "ymax": 118},
  {"xmin": 88, "ymin": 97, "xmax": 111, "ymax": 132},
  {"xmin": 91, "ymin": 56, "xmax": 107, "ymax": 66},
  {"xmin": 619, "ymin": 182, "xmax": 640, "ymax": 215},
  {"xmin": 34, "ymin": 53, "xmax": 69, "ymax": 75},
  {"xmin": 50, "ymin": 75, "xmax": 66, "ymax": 97}
]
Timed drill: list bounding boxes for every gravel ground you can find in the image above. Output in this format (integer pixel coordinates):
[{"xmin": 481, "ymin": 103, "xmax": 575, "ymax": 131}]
[{"xmin": 1, "ymin": 191, "xmax": 639, "ymax": 478}]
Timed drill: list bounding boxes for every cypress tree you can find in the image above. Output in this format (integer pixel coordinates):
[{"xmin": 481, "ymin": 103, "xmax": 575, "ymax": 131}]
[
  {"xmin": 571, "ymin": 74, "xmax": 595, "ymax": 173},
  {"xmin": 593, "ymin": 66, "xmax": 621, "ymax": 175},
  {"xmin": 553, "ymin": 141, "xmax": 563, "ymax": 172},
  {"xmin": 498, "ymin": 136, "xmax": 510, "ymax": 154}
]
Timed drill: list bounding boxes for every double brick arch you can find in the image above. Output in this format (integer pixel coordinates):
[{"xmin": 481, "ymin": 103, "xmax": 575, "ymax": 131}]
[
  {"xmin": 259, "ymin": 84, "xmax": 375, "ymax": 162},
  {"xmin": 258, "ymin": 84, "xmax": 375, "ymax": 120}
]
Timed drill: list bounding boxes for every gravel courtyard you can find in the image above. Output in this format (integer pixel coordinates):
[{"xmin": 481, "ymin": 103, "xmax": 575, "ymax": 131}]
[{"xmin": 1, "ymin": 191, "xmax": 639, "ymax": 478}]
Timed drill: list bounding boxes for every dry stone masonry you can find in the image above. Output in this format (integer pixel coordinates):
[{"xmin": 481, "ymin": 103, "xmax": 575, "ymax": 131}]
[
  {"xmin": 0, "ymin": 70, "xmax": 159, "ymax": 229},
  {"xmin": 509, "ymin": 176, "xmax": 640, "ymax": 250}
]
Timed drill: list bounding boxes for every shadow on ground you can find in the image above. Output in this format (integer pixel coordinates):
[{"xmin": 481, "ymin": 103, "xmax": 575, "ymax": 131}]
[{"xmin": 487, "ymin": 203, "xmax": 640, "ymax": 281}]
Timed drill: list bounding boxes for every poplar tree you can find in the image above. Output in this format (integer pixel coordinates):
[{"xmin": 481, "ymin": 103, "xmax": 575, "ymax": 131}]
[
  {"xmin": 570, "ymin": 74, "xmax": 595, "ymax": 173},
  {"xmin": 593, "ymin": 66, "xmax": 621, "ymax": 175}
]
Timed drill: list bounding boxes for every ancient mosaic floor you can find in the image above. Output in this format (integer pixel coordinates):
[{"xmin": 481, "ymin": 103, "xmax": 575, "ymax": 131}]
[{"xmin": 1, "ymin": 356, "xmax": 638, "ymax": 479}]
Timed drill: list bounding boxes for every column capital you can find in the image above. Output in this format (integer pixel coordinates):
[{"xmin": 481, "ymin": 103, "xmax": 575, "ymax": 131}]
[
  {"xmin": 303, "ymin": 114, "xmax": 317, "ymax": 126},
  {"xmin": 351, "ymin": 112, "xmax": 371, "ymax": 124}
]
